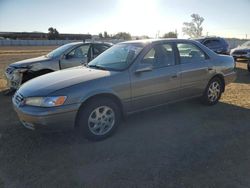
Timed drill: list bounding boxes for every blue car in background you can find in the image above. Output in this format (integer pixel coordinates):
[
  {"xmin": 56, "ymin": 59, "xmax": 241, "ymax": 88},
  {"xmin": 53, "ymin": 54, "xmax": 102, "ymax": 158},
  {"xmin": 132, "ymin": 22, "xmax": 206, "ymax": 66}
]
[{"xmin": 195, "ymin": 37, "xmax": 230, "ymax": 55}]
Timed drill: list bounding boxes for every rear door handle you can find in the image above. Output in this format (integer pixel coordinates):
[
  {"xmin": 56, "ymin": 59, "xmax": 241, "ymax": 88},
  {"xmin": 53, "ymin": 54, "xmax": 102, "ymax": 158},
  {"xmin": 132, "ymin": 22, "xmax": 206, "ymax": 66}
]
[{"xmin": 171, "ymin": 74, "xmax": 178, "ymax": 78}]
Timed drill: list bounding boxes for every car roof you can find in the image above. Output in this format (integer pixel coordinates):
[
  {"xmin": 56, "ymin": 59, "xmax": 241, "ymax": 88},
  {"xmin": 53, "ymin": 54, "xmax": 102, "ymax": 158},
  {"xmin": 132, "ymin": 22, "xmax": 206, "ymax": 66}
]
[
  {"xmin": 194, "ymin": 36, "xmax": 224, "ymax": 41},
  {"xmin": 120, "ymin": 38, "xmax": 199, "ymax": 45},
  {"xmin": 67, "ymin": 41, "xmax": 113, "ymax": 46}
]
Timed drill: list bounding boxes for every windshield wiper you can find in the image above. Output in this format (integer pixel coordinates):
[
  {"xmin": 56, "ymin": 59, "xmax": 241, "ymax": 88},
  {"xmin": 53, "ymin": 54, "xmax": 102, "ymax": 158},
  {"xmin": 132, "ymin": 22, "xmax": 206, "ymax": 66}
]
[{"xmin": 87, "ymin": 64, "xmax": 108, "ymax": 70}]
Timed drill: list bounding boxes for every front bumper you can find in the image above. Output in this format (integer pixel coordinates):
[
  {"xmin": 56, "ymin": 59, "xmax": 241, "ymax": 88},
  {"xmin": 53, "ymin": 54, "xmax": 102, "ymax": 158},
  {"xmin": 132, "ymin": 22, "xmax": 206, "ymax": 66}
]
[
  {"xmin": 13, "ymin": 100, "xmax": 81, "ymax": 131},
  {"xmin": 5, "ymin": 69, "xmax": 23, "ymax": 89}
]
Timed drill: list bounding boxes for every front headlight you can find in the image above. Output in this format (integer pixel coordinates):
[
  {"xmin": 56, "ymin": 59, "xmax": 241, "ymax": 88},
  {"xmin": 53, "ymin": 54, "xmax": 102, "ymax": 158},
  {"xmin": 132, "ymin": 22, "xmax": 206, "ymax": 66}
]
[
  {"xmin": 13, "ymin": 68, "xmax": 29, "ymax": 73},
  {"xmin": 24, "ymin": 96, "xmax": 67, "ymax": 107}
]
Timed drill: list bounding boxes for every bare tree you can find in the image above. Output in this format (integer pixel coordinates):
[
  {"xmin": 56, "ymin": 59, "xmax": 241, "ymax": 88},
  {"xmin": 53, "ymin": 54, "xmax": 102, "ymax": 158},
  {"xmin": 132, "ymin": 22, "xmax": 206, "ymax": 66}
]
[{"xmin": 182, "ymin": 14, "xmax": 204, "ymax": 38}]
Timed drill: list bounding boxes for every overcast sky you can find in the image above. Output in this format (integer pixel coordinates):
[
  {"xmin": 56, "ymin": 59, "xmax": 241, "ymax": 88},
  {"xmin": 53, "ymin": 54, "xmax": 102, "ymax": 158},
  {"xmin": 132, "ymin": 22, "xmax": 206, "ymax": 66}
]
[{"xmin": 0, "ymin": 0, "xmax": 250, "ymax": 39}]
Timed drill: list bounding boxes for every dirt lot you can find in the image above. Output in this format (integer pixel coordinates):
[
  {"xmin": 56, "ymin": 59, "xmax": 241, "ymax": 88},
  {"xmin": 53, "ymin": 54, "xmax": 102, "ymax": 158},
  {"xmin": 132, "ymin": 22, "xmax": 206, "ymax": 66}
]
[{"xmin": 0, "ymin": 47, "xmax": 250, "ymax": 188}]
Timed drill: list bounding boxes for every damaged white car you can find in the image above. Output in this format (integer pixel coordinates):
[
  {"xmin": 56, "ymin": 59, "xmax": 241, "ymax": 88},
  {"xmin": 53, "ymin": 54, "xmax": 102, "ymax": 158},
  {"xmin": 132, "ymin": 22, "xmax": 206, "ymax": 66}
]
[{"xmin": 5, "ymin": 42, "xmax": 112, "ymax": 91}]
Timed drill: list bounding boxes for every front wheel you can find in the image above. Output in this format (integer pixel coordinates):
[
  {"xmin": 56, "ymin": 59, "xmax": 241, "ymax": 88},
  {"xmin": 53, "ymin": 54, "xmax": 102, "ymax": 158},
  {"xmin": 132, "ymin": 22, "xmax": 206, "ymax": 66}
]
[
  {"xmin": 202, "ymin": 77, "xmax": 223, "ymax": 105},
  {"xmin": 76, "ymin": 97, "xmax": 121, "ymax": 141}
]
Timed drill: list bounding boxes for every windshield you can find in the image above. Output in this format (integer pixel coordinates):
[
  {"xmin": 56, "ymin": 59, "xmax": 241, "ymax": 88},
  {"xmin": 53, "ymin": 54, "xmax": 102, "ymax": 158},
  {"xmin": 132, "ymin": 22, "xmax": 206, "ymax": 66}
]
[
  {"xmin": 46, "ymin": 43, "xmax": 77, "ymax": 58},
  {"xmin": 88, "ymin": 43, "xmax": 144, "ymax": 71},
  {"xmin": 241, "ymin": 41, "xmax": 250, "ymax": 47}
]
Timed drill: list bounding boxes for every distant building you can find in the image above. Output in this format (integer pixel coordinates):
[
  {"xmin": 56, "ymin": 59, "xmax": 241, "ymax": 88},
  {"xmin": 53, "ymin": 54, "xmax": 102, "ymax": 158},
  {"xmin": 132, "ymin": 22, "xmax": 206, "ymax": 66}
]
[{"xmin": 0, "ymin": 32, "xmax": 92, "ymax": 40}]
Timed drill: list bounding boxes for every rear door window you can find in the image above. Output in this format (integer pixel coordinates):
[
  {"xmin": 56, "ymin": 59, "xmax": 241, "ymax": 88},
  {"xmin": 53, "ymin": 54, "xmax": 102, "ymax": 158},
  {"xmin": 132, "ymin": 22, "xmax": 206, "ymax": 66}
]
[
  {"xmin": 68, "ymin": 44, "xmax": 90, "ymax": 58},
  {"xmin": 204, "ymin": 40, "xmax": 221, "ymax": 48},
  {"xmin": 177, "ymin": 43, "xmax": 206, "ymax": 64}
]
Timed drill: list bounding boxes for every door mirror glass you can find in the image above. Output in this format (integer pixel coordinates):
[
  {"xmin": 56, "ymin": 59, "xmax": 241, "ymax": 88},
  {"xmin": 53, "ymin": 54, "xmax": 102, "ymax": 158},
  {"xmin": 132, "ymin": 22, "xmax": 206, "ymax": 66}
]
[{"xmin": 65, "ymin": 54, "xmax": 73, "ymax": 59}]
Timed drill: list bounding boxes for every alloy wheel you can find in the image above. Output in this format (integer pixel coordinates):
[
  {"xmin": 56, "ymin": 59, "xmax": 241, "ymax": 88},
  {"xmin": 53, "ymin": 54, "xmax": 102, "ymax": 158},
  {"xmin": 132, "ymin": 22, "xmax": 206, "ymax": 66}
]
[
  {"xmin": 207, "ymin": 81, "xmax": 221, "ymax": 102},
  {"xmin": 88, "ymin": 106, "xmax": 115, "ymax": 136}
]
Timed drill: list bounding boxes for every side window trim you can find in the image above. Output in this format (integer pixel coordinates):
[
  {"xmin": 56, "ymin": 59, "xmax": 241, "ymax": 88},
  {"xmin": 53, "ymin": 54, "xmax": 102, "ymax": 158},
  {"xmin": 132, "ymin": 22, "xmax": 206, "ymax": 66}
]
[{"xmin": 195, "ymin": 43, "xmax": 210, "ymax": 60}]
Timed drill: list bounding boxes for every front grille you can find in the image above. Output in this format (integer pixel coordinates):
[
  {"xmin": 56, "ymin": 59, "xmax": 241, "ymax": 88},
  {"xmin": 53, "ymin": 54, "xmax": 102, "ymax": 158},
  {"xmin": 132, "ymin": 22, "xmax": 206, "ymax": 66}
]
[
  {"xmin": 233, "ymin": 51, "xmax": 247, "ymax": 55},
  {"xmin": 14, "ymin": 92, "xmax": 24, "ymax": 106}
]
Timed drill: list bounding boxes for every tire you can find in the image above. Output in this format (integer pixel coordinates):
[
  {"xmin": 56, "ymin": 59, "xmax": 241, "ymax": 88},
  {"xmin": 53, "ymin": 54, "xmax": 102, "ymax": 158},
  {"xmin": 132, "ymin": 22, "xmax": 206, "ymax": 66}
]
[
  {"xmin": 247, "ymin": 62, "xmax": 250, "ymax": 72},
  {"xmin": 76, "ymin": 97, "xmax": 121, "ymax": 141},
  {"xmin": 202, "ymin": 77, "xmax": 223, "ymax": 105}
]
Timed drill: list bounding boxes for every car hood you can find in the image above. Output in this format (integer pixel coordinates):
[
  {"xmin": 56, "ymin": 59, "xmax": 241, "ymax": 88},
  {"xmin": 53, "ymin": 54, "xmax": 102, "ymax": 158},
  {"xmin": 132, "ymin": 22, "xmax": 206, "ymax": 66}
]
[
  {"xmin": 231, "ymin": 47, "xmax": 250, "ymax": 52},
  {"xmin": 10, "ymin": 56, "xmax": 51, "ymax": 68},
  {"xmin": 17, "ymin": 66, "xmax": 113, "ymax": 97}
]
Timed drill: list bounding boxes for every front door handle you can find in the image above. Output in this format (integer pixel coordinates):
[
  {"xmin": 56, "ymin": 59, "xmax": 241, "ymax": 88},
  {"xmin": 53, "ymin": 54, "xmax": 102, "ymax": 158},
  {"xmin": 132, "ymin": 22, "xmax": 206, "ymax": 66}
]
[{"xmin": 208, "ymin": 67, "xmax": 213, "ymax": 71}]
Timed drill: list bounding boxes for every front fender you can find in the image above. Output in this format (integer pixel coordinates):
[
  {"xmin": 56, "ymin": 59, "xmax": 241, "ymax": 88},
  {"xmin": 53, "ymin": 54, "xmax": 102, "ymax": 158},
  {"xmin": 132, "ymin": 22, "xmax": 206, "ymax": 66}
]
[
  {"xmin": 28, "ymin": 60, "xmax": 59, "ymax": 72},
  {"xmin": 79, "ymin": 89, "xmax": 121, "ymax": 104}
]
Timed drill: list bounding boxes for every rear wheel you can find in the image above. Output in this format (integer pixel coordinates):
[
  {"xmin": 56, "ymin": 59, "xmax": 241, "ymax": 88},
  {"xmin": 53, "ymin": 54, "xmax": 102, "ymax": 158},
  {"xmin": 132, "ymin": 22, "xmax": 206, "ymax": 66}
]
[
  {"xmin": 202, "ymin": 77, "xmax": 223, "ymax": 105},
  {"xmin": 76, "ymin": 97, "xmax": 121, "ymax": 141}
]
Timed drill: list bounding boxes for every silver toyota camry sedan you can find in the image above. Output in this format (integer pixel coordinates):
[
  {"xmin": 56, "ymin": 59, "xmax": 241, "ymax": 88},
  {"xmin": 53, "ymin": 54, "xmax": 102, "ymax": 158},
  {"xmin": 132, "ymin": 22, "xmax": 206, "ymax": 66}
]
[{"xmin": 12, "ymin": 39, "xmax": 236, "ymax": 141}]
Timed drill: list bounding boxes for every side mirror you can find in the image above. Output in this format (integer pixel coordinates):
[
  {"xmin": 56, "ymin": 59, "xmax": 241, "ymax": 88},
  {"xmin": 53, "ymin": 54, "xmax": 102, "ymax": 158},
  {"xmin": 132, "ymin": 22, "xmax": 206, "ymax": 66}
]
[
  {"xmin": 135, "ymin": 64, "xmax": 153, "ymax": 73},
  {"xmin": 63, "ymin": 54, "xmax": 69, "ymax": 59},
  {"xmin": 64, "ymin": 54, "xmax": 74, "ymax": 59}
]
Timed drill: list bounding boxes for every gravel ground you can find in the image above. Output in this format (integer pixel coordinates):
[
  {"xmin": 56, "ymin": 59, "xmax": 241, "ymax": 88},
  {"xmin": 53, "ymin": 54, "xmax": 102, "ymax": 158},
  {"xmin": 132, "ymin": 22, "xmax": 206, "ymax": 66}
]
[{"xmin": 0, "ymin": 47, "xmax": 250, "ymax": 188}]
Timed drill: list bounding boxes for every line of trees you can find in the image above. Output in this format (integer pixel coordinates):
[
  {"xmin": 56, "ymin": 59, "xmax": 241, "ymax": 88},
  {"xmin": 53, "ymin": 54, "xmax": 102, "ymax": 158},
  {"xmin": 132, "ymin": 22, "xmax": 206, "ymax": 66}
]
[
  {"xmin": 162, "ymin": 31, "xmax": 178, "ymax": 38},
  {"xmin": 47, "ymin": 13, "xmax": 205, "ymax": 41},
  {"xmin": 99, "ymin": 31, "xmax": 132, "ymax": 40}
]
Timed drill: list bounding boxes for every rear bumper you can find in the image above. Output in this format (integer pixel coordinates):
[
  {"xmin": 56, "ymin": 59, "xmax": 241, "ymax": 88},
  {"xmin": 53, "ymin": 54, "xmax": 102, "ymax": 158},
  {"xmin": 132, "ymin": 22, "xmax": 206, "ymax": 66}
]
[{"xmin": 13, "ymin": 102, "xmax": 81, "ymax": 131}]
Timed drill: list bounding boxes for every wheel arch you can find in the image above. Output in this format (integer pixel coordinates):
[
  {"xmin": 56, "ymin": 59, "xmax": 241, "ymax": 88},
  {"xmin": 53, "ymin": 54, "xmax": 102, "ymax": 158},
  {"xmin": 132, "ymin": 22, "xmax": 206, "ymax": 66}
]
[
  {"xmin": 22, "ymin": 68, "xmax": 54, "ymax": 83},
  {"xmin": 209, "ymin": 74, "xmax": 225, "ymax": 92},
  {"xmin": 75, "ymin": 92, "xmax": 124, "ymax": 127}
]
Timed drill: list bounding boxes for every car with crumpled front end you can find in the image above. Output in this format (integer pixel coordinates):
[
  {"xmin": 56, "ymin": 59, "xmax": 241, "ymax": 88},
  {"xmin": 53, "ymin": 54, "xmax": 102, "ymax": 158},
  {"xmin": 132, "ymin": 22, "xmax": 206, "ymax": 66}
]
[{"xmin": 5, "ymin": 42, "xmax": 112, "ymax": 90}]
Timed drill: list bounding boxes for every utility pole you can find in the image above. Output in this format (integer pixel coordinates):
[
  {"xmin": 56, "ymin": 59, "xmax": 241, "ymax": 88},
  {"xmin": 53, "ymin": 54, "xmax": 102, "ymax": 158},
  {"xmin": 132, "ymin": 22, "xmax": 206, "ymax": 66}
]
[{"xmin": 157, "ymin": 30, "xmax": 160, "ymax": 38}]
